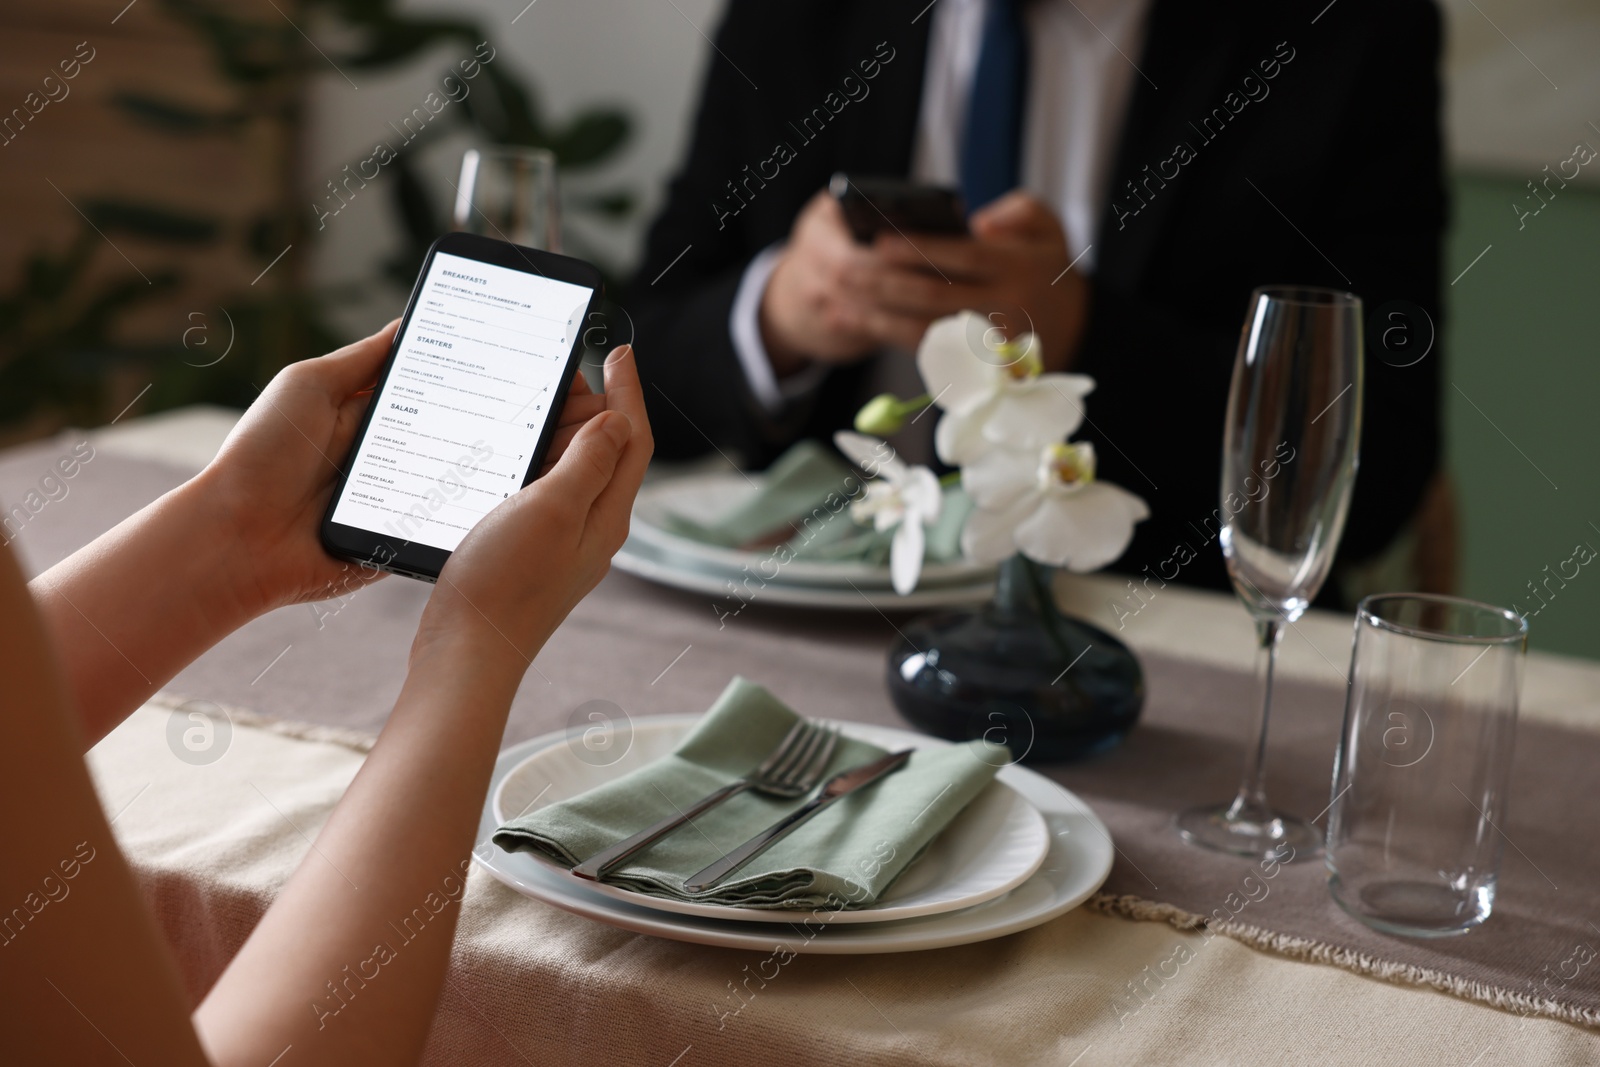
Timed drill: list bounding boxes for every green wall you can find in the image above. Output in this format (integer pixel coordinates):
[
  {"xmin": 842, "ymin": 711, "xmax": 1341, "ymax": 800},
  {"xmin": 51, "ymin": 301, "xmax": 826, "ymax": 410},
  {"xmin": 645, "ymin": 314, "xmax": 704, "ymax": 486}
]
[{"xmin": 1446, "ymin": 172, "xmax": 1600, "ymax": 658}]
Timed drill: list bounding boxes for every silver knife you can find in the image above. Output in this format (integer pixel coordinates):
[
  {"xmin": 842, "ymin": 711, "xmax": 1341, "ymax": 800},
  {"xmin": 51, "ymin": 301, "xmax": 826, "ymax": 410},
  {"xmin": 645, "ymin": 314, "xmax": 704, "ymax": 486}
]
[{"xmin": 681, "ymin": 749, "xmax": 914, "ymax": 892}]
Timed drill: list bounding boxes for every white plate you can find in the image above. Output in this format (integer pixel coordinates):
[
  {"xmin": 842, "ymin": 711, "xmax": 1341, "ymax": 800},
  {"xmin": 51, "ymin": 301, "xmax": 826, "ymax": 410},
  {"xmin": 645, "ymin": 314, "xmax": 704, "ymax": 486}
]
[
  {"xmin": 491, "ymin": 718, "xmax": 1050, "ymax": 925},
  {"xmin": 630, "ymin": 472, "xmax": 995, "ymax": 590},
  {"xmin": 473, "ymin": 717, "xmax": 1115, "ymax": 954},
  {"xmin": 613, "ymin": 535, "xmax": 996, "ymax": 611}
]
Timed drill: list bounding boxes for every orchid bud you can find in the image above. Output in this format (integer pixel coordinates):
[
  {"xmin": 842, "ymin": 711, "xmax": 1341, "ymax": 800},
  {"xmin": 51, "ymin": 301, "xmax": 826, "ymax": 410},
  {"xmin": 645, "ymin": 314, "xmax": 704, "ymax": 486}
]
[
  {"xmin": 855, "ymin": 393, "xmax": 910, "ymax": 436},
  {"xmin": 854, "ymin": 392, "xmax": 933, "ymax": 437}
]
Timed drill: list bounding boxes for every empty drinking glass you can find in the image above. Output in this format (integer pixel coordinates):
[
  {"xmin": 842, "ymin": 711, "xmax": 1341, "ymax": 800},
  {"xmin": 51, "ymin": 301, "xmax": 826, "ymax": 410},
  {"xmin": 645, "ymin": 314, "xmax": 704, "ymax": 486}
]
[
  {"xmin": 1326, "ymin": 594, "xmax": 1528, "ymax": 937},
  {"xmin": 453, "ymin": 147, "xmax": 560, "ymax": 251},
  {"xmin": 1176, "ymin": 286, "xmax": 1363, "ymax": 860}
]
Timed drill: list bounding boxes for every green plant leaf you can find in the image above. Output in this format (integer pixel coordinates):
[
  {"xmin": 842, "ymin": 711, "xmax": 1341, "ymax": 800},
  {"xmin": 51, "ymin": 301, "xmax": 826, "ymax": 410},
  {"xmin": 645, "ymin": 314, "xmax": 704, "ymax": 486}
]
[
  {"xmin": 21, "ymin": 232, "xmax": 96, "ymax": 304},
  {"xmin": 567, "ymin": 190, "xmax": 636, "ymax": 220},
  {"xmin": 247, "ymin": 213, "xmax": 295, "ymax": 260},
  {"xmin": 548, "ymin": 110, "xmax": 630, "ymax": 168},
  {"xmin": 340, "ymin": 19, "xmax": 483, "ymax": 70},
  {"xmin": 82, "ymin": 201, "xmax": 220, "ymax": 244},
  {"xmin": 161, "ymin": 0, "xmax": 294, "ymax": 84},
  {"xmin": 111, "ymin": 91, "xmax": 247, "ymax": 134},
  {"xmin": 461, "ymin": 64, "xmax": 547, "ymax": 146}
]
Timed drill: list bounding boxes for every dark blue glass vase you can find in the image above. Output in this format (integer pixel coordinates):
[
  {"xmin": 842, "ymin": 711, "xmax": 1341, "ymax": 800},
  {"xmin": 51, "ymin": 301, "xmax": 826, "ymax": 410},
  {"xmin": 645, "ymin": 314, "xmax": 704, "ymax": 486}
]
[{"xmin": 886, "ymin": 555, "xmax": 1144, "ymax": 763}]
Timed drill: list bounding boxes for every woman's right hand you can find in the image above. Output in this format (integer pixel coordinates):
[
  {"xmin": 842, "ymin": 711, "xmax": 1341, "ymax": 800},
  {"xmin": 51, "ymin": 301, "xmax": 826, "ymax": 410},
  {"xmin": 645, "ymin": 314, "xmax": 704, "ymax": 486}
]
[{"xmin": 410, "ymin": 344, "xmax": 653, "ymax": 673}]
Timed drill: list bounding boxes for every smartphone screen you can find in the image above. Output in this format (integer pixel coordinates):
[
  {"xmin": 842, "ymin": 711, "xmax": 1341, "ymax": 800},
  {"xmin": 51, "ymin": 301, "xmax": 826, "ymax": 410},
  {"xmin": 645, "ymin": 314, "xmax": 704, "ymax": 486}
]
[{"xmin": 326, "ymin": 245, "xmax": 595, "ymax": 560}]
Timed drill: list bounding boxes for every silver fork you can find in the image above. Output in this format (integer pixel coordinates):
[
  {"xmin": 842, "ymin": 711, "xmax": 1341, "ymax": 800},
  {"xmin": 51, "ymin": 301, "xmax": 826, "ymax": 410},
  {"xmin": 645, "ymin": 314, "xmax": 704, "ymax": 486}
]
[{"xmin": 571, "ymin": 720, "xmax": 840, "ymax": 881}]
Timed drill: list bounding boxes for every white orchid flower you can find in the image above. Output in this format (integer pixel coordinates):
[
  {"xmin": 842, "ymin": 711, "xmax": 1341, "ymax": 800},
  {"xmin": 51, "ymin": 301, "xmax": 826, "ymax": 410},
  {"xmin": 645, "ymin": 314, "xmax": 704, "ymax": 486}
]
[
  {"xmin": 960, "ymin": 440, "xmax": 1148, "ymax": 572},
  {"xmin": 834, "ymin": 431, "xmax": 944, "ymax": 595},
  {"xmin": 916, "ymin": 311, "xmax": 1096, "ymax": 466}
]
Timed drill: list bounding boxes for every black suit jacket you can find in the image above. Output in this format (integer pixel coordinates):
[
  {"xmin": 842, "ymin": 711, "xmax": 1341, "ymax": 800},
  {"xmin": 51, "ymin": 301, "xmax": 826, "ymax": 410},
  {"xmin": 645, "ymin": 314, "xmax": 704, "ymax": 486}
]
[{"xmin": 624, "ymin": 0, "xmax": 1446, "ymax": 598}]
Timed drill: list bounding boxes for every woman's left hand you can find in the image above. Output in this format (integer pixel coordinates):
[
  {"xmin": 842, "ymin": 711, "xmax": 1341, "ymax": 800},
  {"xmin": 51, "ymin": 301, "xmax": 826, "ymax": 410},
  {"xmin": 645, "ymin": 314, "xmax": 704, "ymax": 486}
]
[{"xmin": 197, "ymin": 321, "xmax": 609, "ymax": 616}]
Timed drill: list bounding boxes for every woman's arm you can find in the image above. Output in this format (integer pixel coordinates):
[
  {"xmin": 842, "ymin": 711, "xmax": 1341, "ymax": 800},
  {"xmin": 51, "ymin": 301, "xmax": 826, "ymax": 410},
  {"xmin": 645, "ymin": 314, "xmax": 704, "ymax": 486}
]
[
  {"xmin": 5, "ymin": 344, "xmax": 650, "ymax": 1066},
  {"xmin": 28, "ymin": 472, "xmax": 269, "ymax": 747},
  {"xmin": 0, "ymin": 525, "xmax": 212, "ymax": 1066},
  {"xmin": 29, "ymin": 322, "xmax": 402, "ymax": 746},
  {"xmin": 190, "ymin": 345, "xmax": 651, "ymax": 1066},
  {"xmin": 32, "ymin": 320, "xmax": 612, "ymax": 748}
]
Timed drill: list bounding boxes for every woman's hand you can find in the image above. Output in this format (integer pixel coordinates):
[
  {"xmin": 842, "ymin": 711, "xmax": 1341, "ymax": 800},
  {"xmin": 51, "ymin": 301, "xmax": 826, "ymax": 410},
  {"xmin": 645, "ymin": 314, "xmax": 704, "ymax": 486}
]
[
  {"xmin": 192, "ymin": 320, "xmax": 397, "ymax": 616},
  {"xmin": 33, "ymin": 322, "xmax": 629, "ymax": 746},
  {"xmin": 411, "ymin": 344, "xmax": 652, "ymax": 673},
  {"xmin": 197, "ymin": 321, "xmax": 616, "ymax": 617}
]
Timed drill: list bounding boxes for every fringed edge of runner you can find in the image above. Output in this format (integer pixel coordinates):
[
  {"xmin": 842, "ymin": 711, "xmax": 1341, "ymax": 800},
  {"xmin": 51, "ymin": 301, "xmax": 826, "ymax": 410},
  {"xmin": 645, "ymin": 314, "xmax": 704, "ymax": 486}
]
[{"xmin": 1087, "ymin": 892, "xmax": 1600, "ymax": 1031}]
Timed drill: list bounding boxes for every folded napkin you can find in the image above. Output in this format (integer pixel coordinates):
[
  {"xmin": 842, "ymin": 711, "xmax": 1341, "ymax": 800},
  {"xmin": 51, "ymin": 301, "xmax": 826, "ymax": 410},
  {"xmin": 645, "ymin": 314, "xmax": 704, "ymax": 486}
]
[
  {"xmin": 659, "ymin": 440, "xmax": 972, "ymax": 565},
  {"xmin": 494, "ymin": 678, "xmax": 1005, "ymax": 910}
]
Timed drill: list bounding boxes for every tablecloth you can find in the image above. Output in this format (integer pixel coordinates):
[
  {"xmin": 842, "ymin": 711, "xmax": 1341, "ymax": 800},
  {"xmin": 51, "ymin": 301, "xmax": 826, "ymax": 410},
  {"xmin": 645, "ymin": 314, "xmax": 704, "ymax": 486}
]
[{"xmin": 6, "ymin": 411, "xmax": 1598, "ymax": 1064}]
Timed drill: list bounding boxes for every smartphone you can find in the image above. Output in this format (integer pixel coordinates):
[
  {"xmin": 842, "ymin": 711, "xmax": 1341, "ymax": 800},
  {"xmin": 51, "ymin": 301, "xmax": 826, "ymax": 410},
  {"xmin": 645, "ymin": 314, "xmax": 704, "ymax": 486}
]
[
  {"xmin": 829, "ymin": 173, "xmax": 967, "ymax": 244},
  {"xmin": 319, "ymin": 231, "xmax": 603, "ymax": 583}
]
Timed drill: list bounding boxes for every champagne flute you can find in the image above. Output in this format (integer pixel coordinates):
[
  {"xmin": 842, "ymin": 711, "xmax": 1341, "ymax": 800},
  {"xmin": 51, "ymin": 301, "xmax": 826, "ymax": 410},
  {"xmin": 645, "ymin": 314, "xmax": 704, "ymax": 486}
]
[
  {"xmin": 1176, "ymin": 286, "xmax": 1363, "ymax": 861},
  {"xmin": 453, "ymin": 146, "xmax": 560, "ymax": 251}
]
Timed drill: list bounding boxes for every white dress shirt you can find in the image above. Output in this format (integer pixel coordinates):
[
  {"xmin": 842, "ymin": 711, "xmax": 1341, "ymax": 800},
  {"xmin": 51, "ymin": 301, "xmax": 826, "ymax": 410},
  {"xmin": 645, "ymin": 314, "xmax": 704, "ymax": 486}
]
[{"xmin": 731, "ymin": 0, "xmax": 1152, "ymax": 412}]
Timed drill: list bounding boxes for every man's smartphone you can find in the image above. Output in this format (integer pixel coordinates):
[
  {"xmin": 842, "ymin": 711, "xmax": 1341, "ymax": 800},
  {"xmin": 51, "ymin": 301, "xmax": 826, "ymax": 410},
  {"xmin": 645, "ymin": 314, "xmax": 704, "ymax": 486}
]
[
  {"xmin": 829, "ymin": 173, "xmax": 967, "ymax": 244},
  {"xmin": 319, "ymin": 232, "xmax": 603, "ymax": 583}
]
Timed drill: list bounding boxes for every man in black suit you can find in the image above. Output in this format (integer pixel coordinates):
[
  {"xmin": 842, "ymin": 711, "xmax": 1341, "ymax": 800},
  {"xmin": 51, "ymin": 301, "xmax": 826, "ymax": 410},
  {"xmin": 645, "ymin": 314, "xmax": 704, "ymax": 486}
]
[{"xmin": 624, "ymin": 0, "xmax": 1445, "ymax": 599}]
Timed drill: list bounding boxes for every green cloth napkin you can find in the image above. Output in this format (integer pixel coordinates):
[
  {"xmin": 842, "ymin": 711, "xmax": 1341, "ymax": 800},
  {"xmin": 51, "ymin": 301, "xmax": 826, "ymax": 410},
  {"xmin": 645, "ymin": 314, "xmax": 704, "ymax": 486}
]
[
  {"xmin": 659, "ymin": 440, "xmax": 972, "ymax": 565},
  {"xmin": 662, "ymin": 440, "xmax": 850, "ymax": 548},
  {"xmin": 493, "ymin": 678, "xmax": 1005, "ymax": 910}
]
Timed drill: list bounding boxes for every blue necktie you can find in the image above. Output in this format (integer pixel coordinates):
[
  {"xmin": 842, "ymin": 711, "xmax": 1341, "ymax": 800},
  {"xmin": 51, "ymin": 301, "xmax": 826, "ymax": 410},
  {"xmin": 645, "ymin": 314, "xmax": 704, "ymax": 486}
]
[{"xmin": 960, "ymin": 0, "xmax": 1030, "ymax": 214}]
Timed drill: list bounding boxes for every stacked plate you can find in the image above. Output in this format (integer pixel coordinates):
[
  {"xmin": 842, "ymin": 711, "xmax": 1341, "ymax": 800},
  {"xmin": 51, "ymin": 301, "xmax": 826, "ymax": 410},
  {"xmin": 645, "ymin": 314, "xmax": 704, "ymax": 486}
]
[
  {"xmin": 472, "ymin": 717, "xmax": 1114, "ymax": 954},
  {"xmin": 612, "ymin": 472, "xmax": 998, "ymax": 610}
]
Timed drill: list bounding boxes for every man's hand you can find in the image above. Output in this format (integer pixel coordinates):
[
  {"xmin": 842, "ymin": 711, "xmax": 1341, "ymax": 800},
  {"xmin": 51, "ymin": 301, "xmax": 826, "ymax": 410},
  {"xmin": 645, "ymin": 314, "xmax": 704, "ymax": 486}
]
[
  {"xmin": 759, "ymin": 191, "xmax": 927, "ymax": 376},
  {"xmin": 762, "ymin": 189, "xmax": 1090, "ymax": 376},
  {"xmin": 855, "ymin": 191, "xmax": 1089, "ymax": 372}
]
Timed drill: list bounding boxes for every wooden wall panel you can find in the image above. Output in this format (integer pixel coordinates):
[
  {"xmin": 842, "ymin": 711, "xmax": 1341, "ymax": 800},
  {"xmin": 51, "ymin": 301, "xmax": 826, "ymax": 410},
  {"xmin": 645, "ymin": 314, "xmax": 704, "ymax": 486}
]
[{"xmin": 0, "ymin": 0, "xmax": 299, "ymax": 346}]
